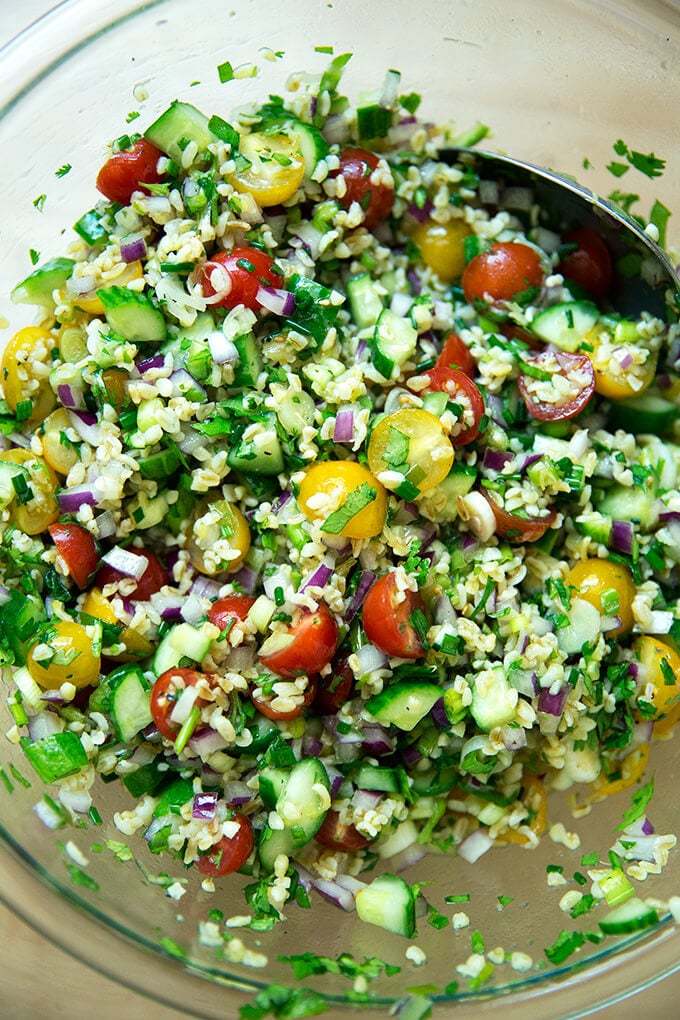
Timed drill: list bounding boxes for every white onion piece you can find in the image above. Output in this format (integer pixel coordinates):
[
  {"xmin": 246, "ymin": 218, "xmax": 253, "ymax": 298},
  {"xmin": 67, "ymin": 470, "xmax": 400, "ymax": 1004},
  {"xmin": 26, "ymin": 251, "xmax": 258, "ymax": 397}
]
[
  {"xmin": 33, "ymin": 799, "xmax": 66, "ymax": 830},
  {"xmin": 59, "ymin": 788, "xmax": 93, "ymax": 815},
  {"xmin": 170, "ymin": 684, "xmax": 199, "ymax": 725},
  {"xmin": 458, "ymin": 828, "xmax": 494, "ymax": 863},
  {"xmin": 353, "ymin": 643, "xmax": 388, "ymax": 676},
  {"xmin": 101, "ymin": 546, "xmax": 148, "ymax": 580}
]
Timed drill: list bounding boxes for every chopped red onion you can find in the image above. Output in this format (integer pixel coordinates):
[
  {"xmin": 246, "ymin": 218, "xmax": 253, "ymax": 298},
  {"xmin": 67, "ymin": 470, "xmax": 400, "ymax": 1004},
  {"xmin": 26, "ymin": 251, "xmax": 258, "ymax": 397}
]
[
  {"xmin": 137, "ymin": 353, "xmax": 166, "ymax": 374},
  {"xmin": 295, "ymin": 864, "xmax": 357, "ymax": 913},
  {"xmin": 57, "ymin": 383, "xmax": 85, "ymax": 410},
  {"xmin": 406, "ymin": 199, "xmax": 433, "ymax": 223},
  {"xmin": 201, "ymin": 262, "xmax": 232, "ymax": 305},
  {"xmin": 537, "ymin": 686, "xmax": 568, "ymax": 717},
  {"xmin": 0, "ymin": 585, "xmax": 10, "ymax": 606},
  {"xmin": 57, "ymin": 484, "xmax": 99, "ymax": 513},
  {"xmin": 33, "ymin": 798, "xmax": 66, "ymax": 830},
  {"xmin": 642, "ymin": 816, "xmax": 655, "ymax": 836},
  {"xmin": 351, "ymin": 788, "xmax": 383, "ymax": 812},
  {"xmin": 659, "ymin": 510, "xmax": 680, "ymax": 523},
  {"xmin": 431, "ymin": 697, "xmax": 451, "ymax": 731},
  {"xmin": 601, "ymin": 614, "xmax": 622, "ymax": 633},
  {"xmin": 222, "ymin": 781, "xmax": 254, "ymax": 806},
  {"xmin": 143, "ymin": 816, "xmax": 172, "ymax": 843},
  {"xmin": 40, "ymin": 689, "xmax": 68, "ymax": 705},
  {"xmin": 192, "ymin": 791, "xmax": 218, "ymax": 820},
  {"xmin": 345, "ymin": 570, "xmax": 377, "ymax": 623},
  {"xmin": 613, "ymin": 346, "xmax": 634, "ymax": 370},
  {"xmin": 501, "ymin": 724, "xmax": 527, "ymax": 751},
  {"xmin": 390, "ymin": 291, "xmax": 414, "ymax": 317},
  {"xmin": 150, "ymin": 592, "xmax": 184, "ymax": 621},
  {"xmin": 646, "ymin": 609, "xmax": 674, "ymax": 633},
  {"xmin": 271, "ymin": 489, "xmax": 293, "ymax": 514},
  {"xmin": 188, "ymin": 727, "xmax": 227, "ymax": 757},
  {"xmin": 181, "ymin": 593, "xmax": 206, "ymax": 627},
  {"xmin": 255, "ymin": 284, "xmax": 296, "ymax": 317},
  {"xmin": 101, "ymin": 546, "xmax": 149, "ymax": 580},
  {"xmin": 379, "ymin": 67, "xmax": 401, "ymax": 108},
  {"xmin": 169, "ymin": 684, "xmax": 199, "ymax": 725},
  {"xmin": 390, "ymin": 842, "xmax": 428, "ymax": 873},
  {"xmin": 69, "ymin": 409, "xmax": 104, "ymax": 446},
  {"xmin": 478, "ymin": 179, "xmax": 500, "ymax": 205},
  {"xmin": 486, "ymin": 393, "xmax": 508, "ymax": 428},
  {"xmin": 333, "ymin": 408, "xmax": 355, "ymax": 443},
  {"xmin": 208, "ymin": 330, "xmax": 239, "ymax": 365},
  {"xmin": 361, "ymin": 723, "xmax": 395, "ymax": 756},
  {"xmin": 353, "ymin": 642, "xmax": 387, "ymax": 676},
  {"xmin": 611, "ymin": 519, "xmax": 635, "ymax": 556},
  {"xmin": 482, "ymin": 448, "xmax": 513, "ymax": 473},
  {"xmin": 325, "ymin": 765, "xmax": 345, "ymax": 799},
  {"xmin": 302, "ymin": 733, "xmax": 324, "ymax": 758},
  {"xmin": 301, "ymin": 560, "xmax": 334, "ymax": 592},
  {"xmin": 322, "ymin": 114, "xmax": 351, "ymax": 146},
  {"xmin": 28, "ymin": 712, "xmax": 63, "ymax": 742},
  {"xmin": 519, "ymin": 452, "xmax": 544, "ymax": 473},
  {"xmin": 120, "ymin": 236, "xmax": 147, "ymax": 263},
  {"xmin": 400, "ymin": 743, "xmax": 423, "ymax": 768},
  {"xmin": 230, "ymin": 564, "xmax": 258, "ymax": 595},
  {"xmin": 191, "ymin": 575, "xmax": 222, "ymax": 600},
  {"xmin": 458, "ymin": 828, "xmax": 494, "ymax": 863},
  {"xmin": 93, "ymin": 510, "xmax": 117, "ymax": 540}
]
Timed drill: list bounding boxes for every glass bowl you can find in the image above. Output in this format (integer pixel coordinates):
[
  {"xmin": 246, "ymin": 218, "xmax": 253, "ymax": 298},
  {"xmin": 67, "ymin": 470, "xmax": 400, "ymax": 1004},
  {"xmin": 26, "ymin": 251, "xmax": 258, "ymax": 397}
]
[{"xmin": 2, "ymin": 1, "xmax": 680, "ymax": 1016}]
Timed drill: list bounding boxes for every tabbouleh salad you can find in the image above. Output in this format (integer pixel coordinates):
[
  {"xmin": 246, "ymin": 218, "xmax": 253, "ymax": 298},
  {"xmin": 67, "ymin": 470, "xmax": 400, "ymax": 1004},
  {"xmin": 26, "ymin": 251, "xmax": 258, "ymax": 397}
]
[{"xmin": 2, "ymin": 52, "xmax": 680, "ymax": 967}]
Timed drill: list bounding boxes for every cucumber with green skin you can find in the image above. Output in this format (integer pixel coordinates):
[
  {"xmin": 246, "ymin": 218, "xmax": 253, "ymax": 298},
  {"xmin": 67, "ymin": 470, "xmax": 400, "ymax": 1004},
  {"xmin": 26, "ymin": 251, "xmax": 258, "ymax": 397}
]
[
  {"xmin": 11, "ymin": 257, "xmax": 75, "ymax": 308},
  {"xmin": 109, "ymin": 664, "xmax": 152, "ymax": 742},
  {"xmin": 355, "ymin": 873, "xmax": 417, "ymax": 938},
  {"xmin": 370, "ymin": 308, "xmax": 418, "ymax": 380},
  {"xmin": 607, "ymin": 390, "xmax": 679, "ymax": 434},
  {"xmin": 97, "ymin": 286, "xmax": 167, "ymax": 344},
  {"xmin": 144, "ymin": 100, "xmax": 217, "ymax": 164},
  {"xmin": 529, "ymin": 299, "xmax": 599, "ymax": 352},
  {"xmin": 365, "ymin": 681, "xmax": 442, "ymax": 732}
]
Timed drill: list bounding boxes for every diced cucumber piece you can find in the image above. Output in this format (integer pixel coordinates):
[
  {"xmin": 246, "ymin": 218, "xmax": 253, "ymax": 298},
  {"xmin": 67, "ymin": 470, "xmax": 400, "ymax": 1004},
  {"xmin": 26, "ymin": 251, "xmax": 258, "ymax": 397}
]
[
  {"xmin": 258, "ymin": 823, "xmax": 295, "ymax": 872},
  {"xmin": 556, "ymin": 597, "xmax": 602, "ymax": 656},
  {"xmin": 470, "ymin": 669, "xmax": 517, "ymax": 731},
  {"xmin": 365, "ymin": 682, "xmax": 442, "ymax": 732},
  {"xmin": 0, "ymin": 460, "xmax": 29, "ymax": 510},
  {"xmin": 152, "ymin": 622, "xmax": 215, "ymax": 675},
  {"xmin": 607, "ymin": 390, "xmax": 679, "ymax": 435},
  {"xmin": 276, "ymin": 757, "xmax": 330, "ymax": 843},
  {"xmin": 598, "ymin": 896, "xmax": 659, "ymax": 935},
  {"xmin": 355, "ymin": 873, "xmax": 416, "ymax": 938},
  {"xmin": 258, "ymin": 765, "xmax": 289, "ymax": 809},
  {"xmin": 23, "ymin": 731, "xmax": 88, "ymax": 784},
  {"xmin": 227, "ymin": 420, "xmax": 284, "ymax": 476},
  {"xmin": 346, "ymin": 273, "xmax": 384, "ymax": 329},
  {"xmin": 109, "ymin": 665, "xmax": 152, "ymax": 742},
  {"xmin": 97, "ymin": 286, "xmax": 167, "ymax": 344},
  {"xmin": 421, "ymin": 391, "xmax": 448, "ymax": 417},
  {"xmin": 145, "ymin": 100, "xmax": 217, "ymax": 164},
  {"xmin": 232, "ymin": 332, "xmax": 263, "ymax": 389},
  {"xmin": 351, "ymin": 764, "xmax": 400, "ymax": 794},
  {"xmin": 597, "ymin": 485, "xmax": 658, "ymax": 529},
  {"xmin": 574, "ymin": 512, "xmax": 613, "ymax": 546},
  {"xmin": 0, "ymin": 591, "xmax": 45, "ymax": 665},
  {"xmin": 286, "ymin": 120, "xmax": 330, "ymax": 175},
  {"xmin": 370, "ymin": 308, "xmax": 418, "ymax": 379},
  {"xmin": 436, "ymin": 464, "xmax": 477, "ymax": 521},
  {"xmin": 138, "ymin": 446, "xmax": 181, "ymax": 480},
  {"xmin": 11, "ymin": 257, "xmax": 75, "ymax": 308},
  {"xmin": 126, "ymin": 490, "xmax": 171, "ymax": 530},
  {"xmin": 530, "ymin": 300, "xmax": 599, "ymax": 352}
]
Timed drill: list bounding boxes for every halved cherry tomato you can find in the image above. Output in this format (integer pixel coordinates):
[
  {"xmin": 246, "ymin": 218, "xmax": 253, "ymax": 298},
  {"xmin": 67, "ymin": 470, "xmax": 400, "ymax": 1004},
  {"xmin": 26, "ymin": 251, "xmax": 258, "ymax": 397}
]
[
  {"xmin": 361, "ymin": 572, "xmax": 426, "ymax": 660},
  {"xmin": 565, "ymin": 558, "xmax": 636, "ymax": 638},
  {"xmin": 150, "ymin": 667, "xmax": 206, "ymax": 740},
  {"xmin": 259, "ymin": 603, "xmax": 339, "ymax": 678},
  {"xmin": 633, "ymin": 635, "xmax": 680, "ymax": 732},
  {"xmin": 315, "ymin": 654, "xmax": 354, "ymax": 715},
  {"xmin": 297, "ymin": 460, "xmax": 388, "ymax": 539},
  {"xmin": 433, "ymin": 332, "xmax": 476, "ymax": 378},
  {"xmin": 315, "ymin": 809, "xmax": 372, "ymax": 851},
  {"xmin": 411, "ymin": 219, "xmax": 471, "ymax": 282},
  {"xmin": 228, "ymin": 131, "xmax": 305, "ymax": 207},
  {"xmin": 95, "ymin": 547, "xmax": 167, "ymax": 601},
  {"xmin": 207, "ymin": 595, "xmax": 256, "ymax": 631},
  {"xmin": 251, "ymin": 676, "xmax": 318, "ymax": 721},
  {"xmin": 96, "ymin": 138, "xmax": 165, "ymax": 206},
  {"xmin": 48, "ymin": 522, "xmax": 99, "ymax": 590},
  {"xmin": 194, "ymin": 245, "xmax": 283, "ymax": 311},
  {"xmin": 557, "ymin": 228, "xmax": 612, "ymax": 300},
  {"xmin": 195, "ymin": 813, "xmax": 254, "ymax": 876},
  {"xmin": 462, "ymin": 241, "xmax": 544, "ymax": 304},
  {"xmin": 333, "ymin": 147, "xmax": 394, "ymax": 230},
  {"xmin": 482, "ymin": 491, "xmax": 557, "ymax": 544},
  {"xmin": 27, "ymin": 620, "xmax": 101, "ymax": 690},
  {"xmin": 424, "ymin": 366, "xmax": 485, "ymax": 447},
  {"xmin": 518, "ymin": 350, "xmax": 595, "ymax": 421}
]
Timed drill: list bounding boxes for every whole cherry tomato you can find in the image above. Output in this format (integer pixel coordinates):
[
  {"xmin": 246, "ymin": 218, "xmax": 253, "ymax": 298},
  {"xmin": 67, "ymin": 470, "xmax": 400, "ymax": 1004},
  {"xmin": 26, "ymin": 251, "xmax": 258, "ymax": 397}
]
[
  {"xmin": 333, "ymin": 147, "xmax": 394, "ymax": 230},
  {"xmin": 194, "ymin": 245, "xmax": 283, "ymax": 310},
  {"xmin": 195, "ymin": 813, "xmax": 254, "ymax": 876},
  {"xmin": 362, "ymin": 572, "xmax": 426, "ymax": 660},
  {"xmin": 96, "ymin": 138, "xmax": 165, "ymax": 205},
  {"xmin": 259, "ymin": 603, "xmax": 339, "ymax": 678},
  {"xmin": 518, "ymin": 350, "xmax": 595, "ymax": 421},
  {"xmin": 150, "ymin": 667, "xmax": 206, "ymax": 740},
  {"xmin": 462, "ymin": 241, "xmax": 544, "ymax": 304},
  {"xmin": 424, "ymin": 366, "xmax": 485, "ymax": 446},
  {"xmin": 558, "ymin": 227, "xmax": 613, "ymax": 300},
  {"xmin": 315, "ymin": 809, "xmax": 372, "ymax": 851},
  {"xmin": 48, "ymin": 522, "xmax": 99, "ymax": 589},
  {"xmin": 95, "ymin": 547, "xmax": 167, "ymax": 602}
]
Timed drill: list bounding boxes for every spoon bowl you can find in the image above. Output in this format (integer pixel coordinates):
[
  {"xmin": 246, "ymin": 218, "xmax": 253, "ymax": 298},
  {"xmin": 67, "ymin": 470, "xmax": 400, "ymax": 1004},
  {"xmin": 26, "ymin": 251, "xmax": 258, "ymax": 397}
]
[{"xmin": 442, "ymin": 147, "xmax": 680, "ymax": 320}]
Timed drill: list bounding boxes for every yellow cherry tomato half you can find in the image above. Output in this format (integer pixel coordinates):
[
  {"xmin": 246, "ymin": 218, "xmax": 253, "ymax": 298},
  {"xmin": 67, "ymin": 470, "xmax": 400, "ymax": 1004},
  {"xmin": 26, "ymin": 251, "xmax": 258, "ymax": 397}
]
[
  {"xmin": 39, "ymin": 407, "xmax": 80, "ymax": 475},
  {"xmin": 298, "ymin": 461, "xmax": 388, "ymax": 540},
  {"xmin": 590, "ymin": 743, "xmax": 649, "ymax": 799},
  {"xmin": 633, "ymin": 635, "xmax": 680, "ymax": 732},
  {"xmin": 229, "ymin": 132, "xmax": 305, "ymax": 207},
  {"xmin": 0, "ymin": 448, "xmax": 59, "ymax": 535},
  {"xmin": 187, "ymin": 496, "xmax": 251, "ymax": 575},
  {"xmin": 588, "ymin": 327, "xmax": 657, "ymax": 400},
  {"xmin": 564, "ymin": 557, "xmax": 636, "ymax": 638},
  {"xmin": 27, "ymin": 620, "xmax": 101, "ymax": 690},
  {"xmin": 410, "ymin": 219, "xmax": 471, "ymax": 283},
  {"xmin": 1, "ymin": 326, "xmax": 56, "ymax": 424},
  {"xmin": 80, "ymin": 587, "xmax": 154, "ymax": 662},
  {"xmin": 368, "ymin": 407, "xmax": 454, "ymax": 495}
]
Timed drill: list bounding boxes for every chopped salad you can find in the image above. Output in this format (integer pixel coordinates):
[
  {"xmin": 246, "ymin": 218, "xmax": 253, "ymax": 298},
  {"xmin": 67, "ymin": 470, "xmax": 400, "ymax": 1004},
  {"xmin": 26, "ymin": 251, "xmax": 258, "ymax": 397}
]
[{"xmin": 2, "ymin": 54, "xmax": 680, "ymax": 957}]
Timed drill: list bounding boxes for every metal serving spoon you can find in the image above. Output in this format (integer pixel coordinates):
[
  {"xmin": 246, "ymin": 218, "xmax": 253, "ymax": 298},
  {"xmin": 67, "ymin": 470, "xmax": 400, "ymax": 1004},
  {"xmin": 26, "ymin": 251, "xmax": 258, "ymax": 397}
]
[{"xmin": 440, "ymin": 147, "xmax": 680, "ymax": 320}]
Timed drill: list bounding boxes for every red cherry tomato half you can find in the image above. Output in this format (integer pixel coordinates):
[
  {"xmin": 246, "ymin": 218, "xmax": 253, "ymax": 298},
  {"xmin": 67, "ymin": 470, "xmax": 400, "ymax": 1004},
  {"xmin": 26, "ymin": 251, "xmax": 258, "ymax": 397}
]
[
  {"xmin": 315, "ymin": 654, "xmax": 354, "ymax": 715},
  {"xmin": 558, "ymin": 227, "xmax": 613, "ymax": 300},
  {"xmin": 95, "ymin": 138, "xmax": 165, "ymax": 206},
  {"xmin": 333, "ymin": 147, "xmax": 395, "ymax": 230},
  {"xmin": 424, "ymin": 366, "xmax": 485, "ymax": 447},
  {"xmin": 47, "ymin": 522, "xmax": 99, "ymax": 590},
  {"xmin": 482, "ymin": 491, "xmax": 557, "ymax": 544},
  {"xmin": 207, "ymin": 595, "xmax": 256, "ymax": 631},
  {"xmin": 315, "ymin": 809, "xmax": 372, "ymax": 852},
  {"xmin": 433, "ymin": 332, "xmax": 476, "ymax": 378},
  {"xmin": 150, "ymin": 667, "xmax": 205, "ymax": 740},
  {"xmin": 194, "ymin": 245, "xmax": 282, "ymax": 311},
  {"xmin": 259, "ymin": 602, "xmax": 339, "ymax": 678},
  {"xmin": 251, "ymin": 675, "xmax": 318, "ymax": 721},
  {"xmin": 362, "ymin": 572, "xmax": 426, "ymax": 660},
  {"xmin": 462, "ymin": 241, "xmax": 544, "ymax": 304},
  {"xmin": 518, "ymin": 350, "xmax": 596, "ymax": 421},
  {"xmin": 195, "ymin": 813, "xmax": 254, "ymax": 877},
  {"xmin": 95, "ymin": 548, "xmax": 167, "ymax": 602}
]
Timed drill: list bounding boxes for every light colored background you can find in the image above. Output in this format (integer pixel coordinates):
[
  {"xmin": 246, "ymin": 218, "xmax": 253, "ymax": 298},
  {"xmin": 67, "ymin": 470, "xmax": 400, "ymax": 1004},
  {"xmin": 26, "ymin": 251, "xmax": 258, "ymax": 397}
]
[{"xmin": 1, "ymin": 3, "xmax": 680, "ymax": 1018}]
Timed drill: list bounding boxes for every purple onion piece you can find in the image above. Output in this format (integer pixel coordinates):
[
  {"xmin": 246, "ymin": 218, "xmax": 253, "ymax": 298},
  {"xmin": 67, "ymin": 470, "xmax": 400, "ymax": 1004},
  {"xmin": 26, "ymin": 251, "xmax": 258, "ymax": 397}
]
[
  {"xmin": 192, "ymin": 791, "xmax": 218, "ymax": 821},
  {"xmin": 482, "ymin": 447, "xmax": 513, "ymax": 472},
  {"xmin": 333, "ymin": 408, "xmax": 355, "ymax": 443},
  {"xmin": 400, "ymin": 743, "xmax": 423, "ymax": 768},
  {"xmin": 641, "ymin": 816, "xmax": 655, "ymax": 836},
  {"xmin": 57, "ymin": 484, "xmax": 98, "ymax": 512},
  {"xmin": 231, "ymin": 565, "xmax": 258, "ymax": 595},
  {"xmin": 537, "ymin": 686, "xmax": 568, "ymax": 716},
  {"xmin": 361, "ymin": 723, "xmax": 395, "ymax": 757},
  {"xmin": 430, "ymin": 697, "xmax": 451, "ymax": 731},
  {"xmin": 137, "ymin": 353, "xmax": 166, "ymax": 374},
  {"xmin": 255, "ymin": 284, "xmax": 296, "ymax": 317},
  {"xmin": 301, "ymin": 562, "xmax": 334, "ymax": 592},
  {"xmin": 120, "ymin": 237, "xmax": 147, "ymax": 263},
  {"xmin": 345, "ymin": 570, "xmax": 377, "ymax": 623},
  {"xmin": 611, "ymin": 519, "xmax": 635, "ymax": 556},
  {"xmin": 57, "ymin": 383, "xmax": 85, "ymax": 410}
]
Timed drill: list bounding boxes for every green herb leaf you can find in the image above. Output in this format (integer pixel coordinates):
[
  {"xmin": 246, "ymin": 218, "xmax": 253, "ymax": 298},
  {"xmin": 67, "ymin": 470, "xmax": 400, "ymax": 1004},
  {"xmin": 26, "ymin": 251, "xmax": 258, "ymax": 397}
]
[
  {"xmin": 218, "ymin": 60, "xmax": 235, "ymax": 83},
  {"xmin": 616, "ymin": 775, "xmax": 654, "ymax": 831},
  {"xmin": 320, "ymin": 483, "xmax": 376, "ymax": 534}
]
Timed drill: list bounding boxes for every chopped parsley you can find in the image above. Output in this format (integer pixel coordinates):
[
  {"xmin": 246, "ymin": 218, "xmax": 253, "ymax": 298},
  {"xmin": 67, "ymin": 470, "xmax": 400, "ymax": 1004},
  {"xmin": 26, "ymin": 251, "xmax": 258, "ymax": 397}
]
[
  {"xmin": 616, "ymin": 775, "xmax": 655, "ymax": 832},
  {"xmin": 239, "ymin": 984, "xmax": 327, "ymax": 1019},
  {"xmin": 217, "ymin": 60, "xmax": 235, "ymax": 83},
  {"xmin": 320, "ymin": 482, "xmax": 376, "ymax": 534}
]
